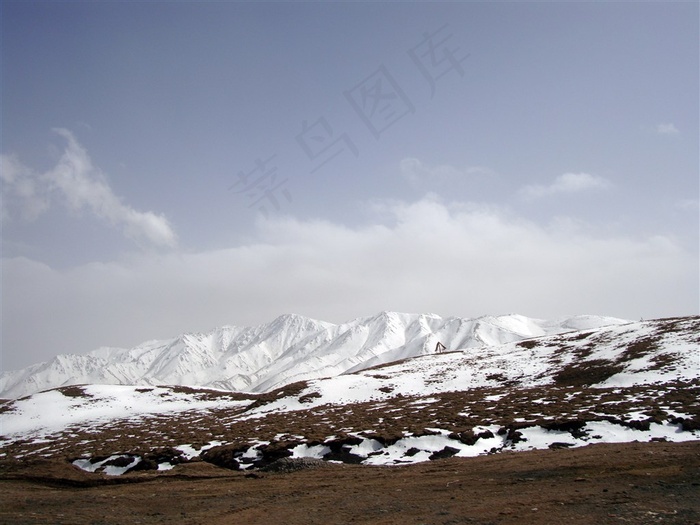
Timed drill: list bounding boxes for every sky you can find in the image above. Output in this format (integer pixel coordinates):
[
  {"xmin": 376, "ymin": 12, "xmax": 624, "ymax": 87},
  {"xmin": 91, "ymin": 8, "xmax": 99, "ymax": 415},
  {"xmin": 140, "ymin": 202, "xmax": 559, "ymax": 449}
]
[{"xmin": 1, "ymin": 1, "xmax": 698, "ymax": 372}]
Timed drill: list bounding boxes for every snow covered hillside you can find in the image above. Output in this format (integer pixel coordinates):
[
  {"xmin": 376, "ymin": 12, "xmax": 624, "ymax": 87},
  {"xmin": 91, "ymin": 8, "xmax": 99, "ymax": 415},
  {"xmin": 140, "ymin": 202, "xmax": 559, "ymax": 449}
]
[
  {"xmin": 1, "ymin": 315, "xmax": 697, "ymax": 472},
  {"xmin": 0, "ymin": 312, "xmax": 628, "ymax": 399}
]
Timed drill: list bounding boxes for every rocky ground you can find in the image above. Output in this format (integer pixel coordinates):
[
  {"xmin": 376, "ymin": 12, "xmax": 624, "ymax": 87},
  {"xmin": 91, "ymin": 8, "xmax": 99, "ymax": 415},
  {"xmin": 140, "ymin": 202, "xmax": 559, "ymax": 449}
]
[
  {"xmin": 2, "ymin": 378, "xmax": 698, "ymax": 470},
  {"xmin": 1, "ymin": 440, "xmax": 699, "ymax": 525}
]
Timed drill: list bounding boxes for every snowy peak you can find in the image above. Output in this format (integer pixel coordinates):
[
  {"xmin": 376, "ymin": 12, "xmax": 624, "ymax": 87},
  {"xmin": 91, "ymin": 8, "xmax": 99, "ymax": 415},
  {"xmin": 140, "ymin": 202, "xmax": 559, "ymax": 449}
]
[{"xmin": 0, "ymin": 311, "xmax": 631, "ymax": 399}]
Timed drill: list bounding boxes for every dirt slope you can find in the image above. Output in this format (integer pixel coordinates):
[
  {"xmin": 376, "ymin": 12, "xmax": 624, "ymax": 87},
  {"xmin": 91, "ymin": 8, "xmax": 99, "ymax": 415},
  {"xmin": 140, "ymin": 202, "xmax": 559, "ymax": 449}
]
[{"xmin": 2, "ymin": 440, "xmax": 698, "ymax": 525}]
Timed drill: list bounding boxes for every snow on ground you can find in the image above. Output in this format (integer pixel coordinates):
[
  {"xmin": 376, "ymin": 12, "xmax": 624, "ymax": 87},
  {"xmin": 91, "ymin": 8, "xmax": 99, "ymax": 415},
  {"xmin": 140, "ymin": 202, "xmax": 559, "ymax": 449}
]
[
  {"xmin": 69, "ymin": 418, "xmax": 700, "ymax": 475},
  {"xmin": 175, "ymin": 440, "xmax": 227, "ymax": 460},
  {"xmin": 240, "ymin": 318, "xmax": 699, "ymax": 418},
  {"xmin": 0, "ymin": 385, "xmax": 249, "ymax": 437},
  {"xmin": 73, "ymin": 455, "xmax": 142, "ymax": 476}
]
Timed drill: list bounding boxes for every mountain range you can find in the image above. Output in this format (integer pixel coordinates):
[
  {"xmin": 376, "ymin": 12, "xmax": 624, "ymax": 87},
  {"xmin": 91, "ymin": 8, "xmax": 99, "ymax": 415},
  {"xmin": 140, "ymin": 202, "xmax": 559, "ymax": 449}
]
[
  {"xmin": 0, "ymin": 312, "xmax": 630, "ymax": 399},
  {"xmin": 1, "ymin": 314, "xmax": 697, "ymax": 474}
]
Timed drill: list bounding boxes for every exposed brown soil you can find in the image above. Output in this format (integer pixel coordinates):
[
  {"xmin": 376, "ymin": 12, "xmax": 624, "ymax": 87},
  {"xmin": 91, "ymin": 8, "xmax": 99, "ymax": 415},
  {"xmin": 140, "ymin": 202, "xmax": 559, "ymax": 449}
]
[
  {"xmin": 1, "ymin": 441, "xmax": 698, "ymax": 525},
  {"xmin": 4, "ymin": 379, "xmax": 697, "ymax": 465}
]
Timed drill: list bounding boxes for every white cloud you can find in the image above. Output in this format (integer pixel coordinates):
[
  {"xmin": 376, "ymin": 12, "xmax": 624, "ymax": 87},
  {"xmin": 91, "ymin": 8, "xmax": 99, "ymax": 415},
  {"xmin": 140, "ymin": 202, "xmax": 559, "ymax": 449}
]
[
  {"xmin": 520, "ymin": 172, "xmax": 612, "ymax": 200},
  {"xmin": 0, "ymin": 154, "xmax": 50, "ymax": 221},
  {"xmin": 400, "ymin": 158, "xmax": 494, "ymax": 188},
  {"xmin": 657, "ymin": 123, "xmax": 679, "ymax": 135},
  {"xmin": 465, "ymin": 166, "xmax": 497, "ymax": 177},
  {"xmin": 2, "ymin": 196, "xmax": 696, "ymax": 371},
  {"xmin": 675, "ymin": 198, "xmax": 699, "ymax": 211},
  {"xmin": 1, "ymin": 129, "xmax": 177, "ymax": 248}
]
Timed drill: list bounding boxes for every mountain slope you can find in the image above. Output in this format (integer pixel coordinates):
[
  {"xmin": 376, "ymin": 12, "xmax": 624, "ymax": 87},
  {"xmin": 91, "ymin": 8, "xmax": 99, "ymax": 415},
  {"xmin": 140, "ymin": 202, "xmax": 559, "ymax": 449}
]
[
  {"xmin": 0, "ymin": 312, "xmax": 629, "ymax": 399},
  {"xmin": 1, "ymin": 315, "xmax": 697, "ymax": 472}
]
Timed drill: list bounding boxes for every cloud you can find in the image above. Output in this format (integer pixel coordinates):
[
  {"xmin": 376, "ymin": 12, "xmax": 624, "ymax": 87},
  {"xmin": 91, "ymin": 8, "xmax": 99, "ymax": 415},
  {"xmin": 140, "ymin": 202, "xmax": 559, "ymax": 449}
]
[
  {"xmin": 675, "ymin": 198, "xmax": 699, "ymax": 211},
  {"xmin": 0, "ymin": 154, "xmax": 50, "ymax": 221},
  {"xmin": 464, "ymin": 166, "xmax": 497, "ymax": 177},
  {"xmin": 657, "ymin": 123, "xmax": 679, "ymax": 135},
  {"xmin": 2, "ymin": 195, "xmax": 696, "ymax": 371},
  {"xmin": 46, "ymin": 129, "xmax": 177, "ymax": 247},
  {"xmin": 1, "ymin": 129, "xmax": 177, "ymax": 248},
  {"xmin": 520, "ymin": 172, "xmax": 612, "ymax": 200},
  {"xmin": 400, "ymin": 158, "xmax": 494, "ymax": 188}
]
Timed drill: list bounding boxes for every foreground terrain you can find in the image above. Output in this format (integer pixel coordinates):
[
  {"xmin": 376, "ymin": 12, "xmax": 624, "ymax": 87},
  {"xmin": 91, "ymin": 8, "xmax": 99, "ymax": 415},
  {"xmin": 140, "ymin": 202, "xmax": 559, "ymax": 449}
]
[{"xmin": 1, "ymin": 441, "xmax": 699, "ymax": 525}]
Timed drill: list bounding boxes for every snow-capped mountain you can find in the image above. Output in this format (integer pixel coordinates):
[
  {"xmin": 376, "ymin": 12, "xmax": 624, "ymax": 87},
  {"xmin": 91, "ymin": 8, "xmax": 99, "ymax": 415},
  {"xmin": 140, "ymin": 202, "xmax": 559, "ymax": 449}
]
[
  {"xmin": 0, "ymin": 312, "xmax": 629, "ymax": 399},
  {"xmin": 1, "ymin": 315, "xmax": 697, "ymax": 472}
]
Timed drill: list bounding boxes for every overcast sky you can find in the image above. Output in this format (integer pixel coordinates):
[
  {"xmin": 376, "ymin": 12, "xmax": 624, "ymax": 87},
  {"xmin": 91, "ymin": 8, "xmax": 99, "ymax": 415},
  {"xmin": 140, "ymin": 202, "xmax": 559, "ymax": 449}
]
[{"xmin": 1, "ymin": 1, "xmax": 698, "ymax": 372}]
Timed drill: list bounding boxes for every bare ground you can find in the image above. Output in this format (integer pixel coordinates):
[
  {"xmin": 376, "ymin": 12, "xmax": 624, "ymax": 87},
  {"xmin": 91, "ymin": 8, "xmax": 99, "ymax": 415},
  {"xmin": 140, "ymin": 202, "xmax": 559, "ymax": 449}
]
[{"xmin": 2, "ymin": 440, "xmax": 699, "ymax": 525}]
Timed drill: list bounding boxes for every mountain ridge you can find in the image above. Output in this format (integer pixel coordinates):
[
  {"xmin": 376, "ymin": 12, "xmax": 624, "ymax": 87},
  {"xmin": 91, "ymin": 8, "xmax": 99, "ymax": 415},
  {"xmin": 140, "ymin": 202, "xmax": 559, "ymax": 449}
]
[{"xmin": 0, "ymin": 311, "xmax": 630, "ymax": 399}]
